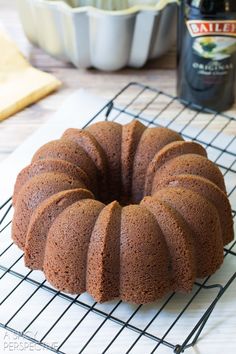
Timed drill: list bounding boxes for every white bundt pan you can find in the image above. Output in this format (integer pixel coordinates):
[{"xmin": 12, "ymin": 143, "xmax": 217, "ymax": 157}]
[{"xmin": 17, "ymin": 0, "xmax": 178, "ymax": 71}]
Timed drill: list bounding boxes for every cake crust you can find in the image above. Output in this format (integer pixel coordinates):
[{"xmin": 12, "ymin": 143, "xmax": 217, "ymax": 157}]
[
  {"xmin": 145, "ymin": 141, "xmax": 207, "ymax": 196},
  {"xmin": 11, "ymin": 121, "xmax": 233, "ymax": 304},
  {"xmin": 24, "ymin": 188, "xmax": 94, "ymax": 270},
  {"xmin": 132, "ymin": 127, "xmax": 183, "ymax": 203}
]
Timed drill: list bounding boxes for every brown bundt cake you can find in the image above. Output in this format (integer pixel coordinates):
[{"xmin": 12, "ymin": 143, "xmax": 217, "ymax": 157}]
[{"xmin": 12, "ymin": 121, "xmax": 234, "ymax": 304}]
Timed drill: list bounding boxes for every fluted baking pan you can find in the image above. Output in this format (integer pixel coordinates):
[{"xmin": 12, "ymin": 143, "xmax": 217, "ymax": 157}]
[{"xmin": 17, "ymin": 0, "xmax": 177, "ymax": 71}]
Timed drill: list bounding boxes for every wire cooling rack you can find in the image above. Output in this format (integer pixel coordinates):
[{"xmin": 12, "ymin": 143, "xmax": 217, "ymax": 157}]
[{"xmin": 0, "ymin": 82, "xmax": 235, "ymax": 354}]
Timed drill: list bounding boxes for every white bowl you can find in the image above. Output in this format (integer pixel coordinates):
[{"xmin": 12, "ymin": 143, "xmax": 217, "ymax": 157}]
[{"xmin": 17, "ymin": 0, "xmax": 177, "ymax": 71}]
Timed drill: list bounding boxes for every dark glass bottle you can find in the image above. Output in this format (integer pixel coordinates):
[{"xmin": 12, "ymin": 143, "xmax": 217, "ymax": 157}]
[{"xmin": 177, "ymin": 0, "xmax": 236, "ymax": 111}]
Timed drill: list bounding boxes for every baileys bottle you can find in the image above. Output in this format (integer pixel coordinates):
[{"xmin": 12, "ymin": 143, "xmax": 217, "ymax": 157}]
[{"xmin": 177, "ymin": 0, "xmax": 236, "ymax": 111}]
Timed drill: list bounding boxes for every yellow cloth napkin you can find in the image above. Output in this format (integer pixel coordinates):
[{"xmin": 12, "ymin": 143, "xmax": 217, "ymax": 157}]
[{"xmin": 0, "ymin": 31, "xmax": 61, "ymax": 122}]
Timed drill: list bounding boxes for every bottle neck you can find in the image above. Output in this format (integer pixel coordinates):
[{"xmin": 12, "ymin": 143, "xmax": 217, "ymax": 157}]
[{"xmin": 186, "ymin": 0, "xmax": 236, "ymax": 18}]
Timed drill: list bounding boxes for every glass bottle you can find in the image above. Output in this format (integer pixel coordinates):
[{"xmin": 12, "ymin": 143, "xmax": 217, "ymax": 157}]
[{"xmin": 177, "ymin": 0, "xmax": 236, "ymax": 111}]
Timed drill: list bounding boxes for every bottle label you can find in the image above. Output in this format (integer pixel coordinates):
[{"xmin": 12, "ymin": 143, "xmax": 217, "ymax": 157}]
[
  {"xmin": 187, "ymin": 20, "xmax": 236, "ymax": 37},
  {"xmin": 192, "ymin": 36, "xmax": 236, "ymax": 61},
  {"xmin": 187, "ymin": 20, "xmax": 236, "ymax": 61},
  {"xmin": 185, "ymin": 20, "xmax": 236, "ymax": 82}
]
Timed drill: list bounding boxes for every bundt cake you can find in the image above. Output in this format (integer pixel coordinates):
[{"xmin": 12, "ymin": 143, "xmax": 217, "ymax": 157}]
[{"xmin": 12, "ymin": 120, "xmax": 234, "ymax": 304}]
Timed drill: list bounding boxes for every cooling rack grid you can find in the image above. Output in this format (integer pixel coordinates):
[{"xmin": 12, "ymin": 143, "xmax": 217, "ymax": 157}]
[{"xmin": 0, "ymin": 82, "xmax": 235, "ymax": 354}]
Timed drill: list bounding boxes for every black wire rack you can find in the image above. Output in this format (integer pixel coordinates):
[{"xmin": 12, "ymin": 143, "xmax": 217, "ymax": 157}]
[{"xmin": 0, "ymin": 82, "xmax": 235, "ymax": 354}]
